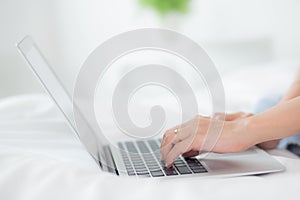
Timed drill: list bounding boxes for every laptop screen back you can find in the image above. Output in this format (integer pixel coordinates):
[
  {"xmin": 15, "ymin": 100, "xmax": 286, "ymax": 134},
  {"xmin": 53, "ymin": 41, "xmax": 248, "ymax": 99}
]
[{"xmin": 17, "ymin": 36, "xmax": 103, "ymax": 167}]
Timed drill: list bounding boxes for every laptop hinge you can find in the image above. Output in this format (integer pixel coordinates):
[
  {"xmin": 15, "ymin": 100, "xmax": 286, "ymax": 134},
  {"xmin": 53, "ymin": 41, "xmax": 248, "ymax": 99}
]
[{"xmin": 103, "ymin": 145, "xmax": 119, "ymax": 175}]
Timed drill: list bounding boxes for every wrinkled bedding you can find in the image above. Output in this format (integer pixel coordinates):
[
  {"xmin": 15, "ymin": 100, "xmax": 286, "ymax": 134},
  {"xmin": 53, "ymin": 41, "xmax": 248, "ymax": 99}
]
[{"xmin": 1, "ymin": 62, "xmax": 300, "ymax": 200}]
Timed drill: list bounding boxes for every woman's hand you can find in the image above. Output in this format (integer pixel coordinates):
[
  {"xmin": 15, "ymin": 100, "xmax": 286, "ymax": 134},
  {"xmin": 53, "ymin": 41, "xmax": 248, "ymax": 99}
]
[{"xmin": 160, "ymin": 113, "xmax": 256, "ymax": 168}]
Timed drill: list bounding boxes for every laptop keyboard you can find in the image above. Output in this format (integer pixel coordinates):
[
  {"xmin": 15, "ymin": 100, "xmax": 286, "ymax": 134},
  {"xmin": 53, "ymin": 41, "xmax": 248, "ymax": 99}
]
[{"xmin": 118, "ymin": 139, "xmax": 207, "ymax": 177}]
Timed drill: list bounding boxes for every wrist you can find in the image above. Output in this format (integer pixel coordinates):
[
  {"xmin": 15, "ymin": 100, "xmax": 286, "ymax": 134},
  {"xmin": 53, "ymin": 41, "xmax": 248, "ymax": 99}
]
[
  {"xmin": 244, "ymin": 115, "xmax": 272, "ymax": 146},
  {"xmin": 232, "ymin": 117, "xmax": 258, "ymax": 148},
  {"xmin": 225, "ymin": 119, "xmax": 256, "ymax": 151}
]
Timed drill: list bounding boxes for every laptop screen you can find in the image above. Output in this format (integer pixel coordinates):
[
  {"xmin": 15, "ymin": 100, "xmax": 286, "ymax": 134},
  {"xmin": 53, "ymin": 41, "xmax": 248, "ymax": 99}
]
[{"xmin": 17, "ymin": 36, "xmax": 104, "ymax": 168}]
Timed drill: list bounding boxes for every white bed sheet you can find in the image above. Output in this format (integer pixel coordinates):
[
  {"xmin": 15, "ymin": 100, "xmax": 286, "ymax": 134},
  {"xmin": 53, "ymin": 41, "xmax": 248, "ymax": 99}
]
[{"xmin": 1, "ymin": 62, "xmax": 300, "ymax": 200}]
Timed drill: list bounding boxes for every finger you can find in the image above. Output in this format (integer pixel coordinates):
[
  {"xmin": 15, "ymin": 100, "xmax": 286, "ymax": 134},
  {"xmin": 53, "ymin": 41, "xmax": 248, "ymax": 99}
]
[
  {"xmin": 165, "ymin": 140, "xmax": 190, "ymax": 168},
  {"xmin": 214, "ymin": 112, "xmax": 226, "ymax": 120},
  {"xmin": 161, "ymin": 128, "xmax": 191, "ymax": 161},
  {"xmin": 161, "ymin": 127, "xmax": 179, "ymax": 148},
  {"xmin": 161, "ymin": 124, "xmax": 198, "ymax": 160},
  {"xmin": 243, "ymin": 113, "xmax": 253, "ymax": 118},
  {"xmin": 171, "ymin": 127, "xmax": 191, "ymax": 144},
  {"xmin": 167, "ymin": 119, "xmax": 200, "ymax": 146},
  {"xmin": 161, "ymin": 130, "xmax": 175, "ymax": 148},
  {"xmin": 161, "ymin": 116, "xmax": 202, "ymax": 160},
  {"xmin": 160, "ymin": 118, "xmax": 196, "ymax": 150},
  {"xmin": 160, "ymin": 138, "xmax": 174, "ymax": 161},
  {"xmin": 224, "ymin": 112, "xmax": 245, "ymax": 121},
  {"xmin": 160, "ymin": 135, "xmax": 167, "ymax": 148},
  {"xmin": 161, "ymin": 128, "xmax": 183, "ymax": 160},
  {"xmin": 182, "ymin": 150, "xmax": 200, "ymax": 158},
  {"xmin": 160, "ymin": 130, "xmax": 177, "ymax": 160},
  {"xmin": 257, "ymin": 140, "xmax": 280, "ymax": 149},
  {"xmin": 165, "ymin": 117, "xmax": 203, "ymax": 161}
]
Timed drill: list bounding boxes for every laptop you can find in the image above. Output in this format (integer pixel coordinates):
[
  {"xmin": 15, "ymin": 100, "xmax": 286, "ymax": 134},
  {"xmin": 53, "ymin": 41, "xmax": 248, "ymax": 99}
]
[{"xmin": 17, "ymin": 36, "xmax": 285, "ymax": 178}]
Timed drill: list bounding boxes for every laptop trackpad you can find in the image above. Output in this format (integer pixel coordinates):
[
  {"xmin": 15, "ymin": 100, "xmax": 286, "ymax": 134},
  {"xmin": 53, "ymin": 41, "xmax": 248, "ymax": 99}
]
[
  {"xmin": 199, "ymin": 149, "xmax": 259, "ymax": 172},
  {"xmin": 198, "ymin": 148, "xmax": 257, "ymax": 159}
]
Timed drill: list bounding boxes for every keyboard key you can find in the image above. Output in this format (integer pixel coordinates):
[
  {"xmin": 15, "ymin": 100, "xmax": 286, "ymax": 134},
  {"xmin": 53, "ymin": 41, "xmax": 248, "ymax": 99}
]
[
  {"xmin": 175, "ymin": 166, "xmax": 192, "ymax": 174},
  {"xmin": 185, "ymin": 158, "xmax": 200, "ymax": 164},
  {"xmin": 135, "ymin": 168, "xmax": 147, "ymax": 172},
  {"xmin": 127, "ymin": 168, "xmax": 134, "ymax": 172},
  {"xmin": 136, "ymin": 141, "xmax": 150, "ymax": 153},
  {"xmin": 147, "ymin": 140, "xmax": 160, "ymax": 151},
  {"xmin": 145, "ymin": 161, "xmax": 157, "ymax": 166},
  {"xmin": 147, "ymin": 163, "xmax": 160, "ymax": 167},
  {"xmin": 159, "ymin": 161, "xmax": 165, "ymax": 166},
  {"xmin": 133, "ymin": 163, "xmax": 146, "ymax": 167},
  {"xmin": 144, "ymin": 158, "xmax": 155, "ymax": 162},
  {"xmin": 134, "ymin": 162, "xmax": 146, "ymax": 166},
  {"xmin": 136, "ymin": 170, "xmax": 149, "ymax": 174},
  {"xmin": 163, "ymin": 167, "xmax": 178, "ymax": 176},
  {"xmin": 174, "ymin": 159, "xmax": 185, "ymax": 164},
  {"xmin": 133, "ymin": 163, "xmax": 144, "ymax": 168},
  {"xmin": 147, "ymin": 162, "xmax": 159, "ymax": 166},
  {"xmin": 185, "ymin": 158, "xmax": 207, "ymax": 172},
  {"xmin": 144, "ymin": 155, "xmax": 154, "ymax": 160},
  {"xmin": 128, "ymin": 171, "xmax": 136, "ymax": 176},
  {"xmin": 188, "ymin": 163, "xmax": 203, "ymax": 168},
  {"xmin": 118, "ymin": 143, "xmax": 125, "ymax": 150},
  {"xmin": 130, "ymin": 154, "xmax": 142, "ymax": 159},
  {"xmin": 149, "ymin": 167, "xmax": 161, "ymax": 172},
  {"xmin": 135, "ymin": 168, "xmax": 148, "ymax": 172},
  {"xmin": 127, "ymin": 169, "xmax": 134, "ymax": 173},
  {"xmin": 125, "ymin": 142, "xmax": 138, "ymax": 153},
  {"xmin": 131, "ymin": 158, "xmax": 143, "ymax": 163},
  {"xmin": 137, "ymin": 171, "xmax": 150, "ymax": 176},
  {"xmin": 125, "ymin": 163, "xmax": 132, "ymax": 167},
  {"xmin": 174, "ymin": 162, "xmax": 186, "ymax": 167},
  {"xmin": 191, "ymin": 168, "xmax": 207, "ymax": 173},
  {"xmin": 150, "ymin": 170, "xmax": 164, "ymax": 177}
]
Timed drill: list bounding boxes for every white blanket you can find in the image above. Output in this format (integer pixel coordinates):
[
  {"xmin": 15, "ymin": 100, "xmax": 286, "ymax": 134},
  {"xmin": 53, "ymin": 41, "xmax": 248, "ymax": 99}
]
[{"xmin": 1, "ymin": 62, "xmax": 300, "ymax": 200}]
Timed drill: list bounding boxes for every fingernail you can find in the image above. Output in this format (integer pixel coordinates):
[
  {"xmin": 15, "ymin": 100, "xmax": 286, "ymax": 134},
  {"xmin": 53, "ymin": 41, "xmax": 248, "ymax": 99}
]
[{"xmin": 165, "ymin": 162, "xmax": 171, "ymax": 168}]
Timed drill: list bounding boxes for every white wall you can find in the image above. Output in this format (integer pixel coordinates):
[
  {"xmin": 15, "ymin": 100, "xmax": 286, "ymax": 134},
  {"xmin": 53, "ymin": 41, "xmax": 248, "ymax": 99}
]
[
  {"xmin": 0, "ymin": 0, "xmax": 59, "ymax": 96},
  {"xmin": 1, "ymin": 0, "xmax": 300, "ymax": 97}
]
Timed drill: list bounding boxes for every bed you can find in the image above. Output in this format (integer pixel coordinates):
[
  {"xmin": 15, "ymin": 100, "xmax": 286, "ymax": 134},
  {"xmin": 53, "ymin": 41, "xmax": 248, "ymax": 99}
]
[{"xmin": 0, "ymin": 61, "xmax": 300, "ymax": 200}]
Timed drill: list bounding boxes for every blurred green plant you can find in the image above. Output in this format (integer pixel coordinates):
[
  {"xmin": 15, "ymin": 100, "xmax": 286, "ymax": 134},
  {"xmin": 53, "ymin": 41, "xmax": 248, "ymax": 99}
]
[{"xmin": 139, "ymin": 0, "xmax": 191, "ymax": 16}]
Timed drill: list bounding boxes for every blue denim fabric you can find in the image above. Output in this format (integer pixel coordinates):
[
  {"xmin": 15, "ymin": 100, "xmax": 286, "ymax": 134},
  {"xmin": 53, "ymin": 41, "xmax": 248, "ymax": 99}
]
[{"xmin": 255, "ymin": 96, "xmax": 300, "ymax": 149}]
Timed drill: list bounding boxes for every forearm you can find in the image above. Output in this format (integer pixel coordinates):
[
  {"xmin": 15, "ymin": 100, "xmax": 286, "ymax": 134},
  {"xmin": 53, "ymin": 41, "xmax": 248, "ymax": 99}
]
[
  {"xmin": 280, "ymin": 67, "xmax": 300, "ymax": 102},
  {"xmin": 247, "ymin": 97, "xmax": 300, "ymax": 145},
  {"xmin": 280, "ymin": 82, "xmax": 300, "ymax": 102}
]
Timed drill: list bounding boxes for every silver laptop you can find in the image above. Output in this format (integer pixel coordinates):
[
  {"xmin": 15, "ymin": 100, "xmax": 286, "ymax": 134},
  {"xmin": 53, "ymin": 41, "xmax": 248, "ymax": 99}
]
[{"xmin": 17, "ymin": 36, "xmax": 285, "ymax": 178}]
